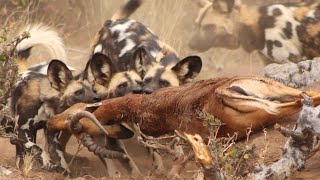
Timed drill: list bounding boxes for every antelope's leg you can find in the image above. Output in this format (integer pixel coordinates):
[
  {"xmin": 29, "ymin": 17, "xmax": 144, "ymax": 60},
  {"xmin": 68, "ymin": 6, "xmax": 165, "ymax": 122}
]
[{"xmin": 105, "ymin": 137, "xmax": 142, "ymax": 176}]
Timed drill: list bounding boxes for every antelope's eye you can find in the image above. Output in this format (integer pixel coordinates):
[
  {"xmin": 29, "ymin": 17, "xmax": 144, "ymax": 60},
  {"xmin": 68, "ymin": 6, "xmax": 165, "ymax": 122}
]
[
  {"xmin": 159, "ymin": 79, "xmax": 170, "ymax": 87},
  {"xmin": 118, "ymin": 82, "xmax": 128, "ymax": 89},
  {"xmin": 74, "ymin": 89, "xmax": 84, "ymax": 96}
]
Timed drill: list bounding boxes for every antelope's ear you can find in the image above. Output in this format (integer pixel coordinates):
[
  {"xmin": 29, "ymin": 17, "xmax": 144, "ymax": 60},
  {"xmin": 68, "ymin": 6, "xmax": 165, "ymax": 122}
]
[
  {"xmin": 89, "ymin": 53, "xmax": 116, "ymax": 86},
  {"xmin": 105, "ymin": 123, "xmax": 134, "ymax": 139},
  {"xmin": 171, "ymin": 56, "xmax": 202, "ymax": 84},
  {"xmin": 130, "ymin": 47, "xmax": 152, "ymax": 78},
  {"xmin": 47, "ymin": 60, "xmax": 73, "ymax": 92}
]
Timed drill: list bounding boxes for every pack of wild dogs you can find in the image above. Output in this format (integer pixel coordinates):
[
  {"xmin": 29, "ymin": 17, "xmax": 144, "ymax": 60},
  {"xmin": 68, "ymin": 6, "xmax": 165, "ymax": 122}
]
[{"xmin": 5, "ymin": 0, "xmax": 320, "ymax": 177}]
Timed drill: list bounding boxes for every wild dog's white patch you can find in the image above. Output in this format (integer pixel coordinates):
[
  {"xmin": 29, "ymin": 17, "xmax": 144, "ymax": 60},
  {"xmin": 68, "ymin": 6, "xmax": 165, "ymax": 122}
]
[
  {"xmin": 40, "ymin": 150, "xmax": 53, "ymax": 169},
  {"xmin": 24, "ymin": 133, "xmax": 36, "ymax": 148},
  {"xmin": 21, "ymin": 118, "xmax": 32, "ymax": 130},
  {"xmin": 306, "ymin": 9, "xmax": 316, "ymax": 19},
  {"xmin": 54, "ymin": 136, "xmax": 70, "ymax": 171},
  {"xmin": 110, "ymin": 19, "xmax": 135, "ymax": 41},
  {"xmin": 150, "ymin": 50, "xmax": 160, "ymax": 59},
  {"xmin": 57, "ymin": 149, "xmax": 70, "ymax": 171},
  {"xmin": 20, "ymin": 71, "xmax": 32, "ymax": 79},
  {"xmin": 110, "ymin": 20, "xmax": 137, "ymax": 57},
  {"xmin": 21, "ymin": 104, "xmax": 53, "ymax": 130},
  {"xmin": 119, "ymin": 39, "xmax": 136, "ymax": 57},
  {"xmin": 94, "ymin": 44, "xmax": 103, "ymax": 53},
  {"xmin": 262, "ymin": 5, "xmax": 302, "ymax": 63},
  {"xmin": 17, "ymin": 24, "xmax": 67, "ymax": 61},
  {"xmin": 25, "ymin": 141, "xmax": 36, "ymax": 148}
]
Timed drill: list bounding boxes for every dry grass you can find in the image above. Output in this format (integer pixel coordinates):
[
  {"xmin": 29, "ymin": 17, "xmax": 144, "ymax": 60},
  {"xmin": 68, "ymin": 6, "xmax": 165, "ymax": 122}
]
[{"xmin": 21, "ymin": 152, "xmax": 37, "ymax": 178}]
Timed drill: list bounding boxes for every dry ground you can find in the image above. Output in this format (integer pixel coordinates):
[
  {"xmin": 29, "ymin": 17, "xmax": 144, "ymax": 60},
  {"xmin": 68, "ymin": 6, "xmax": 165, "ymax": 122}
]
[{"xmin": 1, "ymin": 0, "xmax": 320, "ymax": 179}]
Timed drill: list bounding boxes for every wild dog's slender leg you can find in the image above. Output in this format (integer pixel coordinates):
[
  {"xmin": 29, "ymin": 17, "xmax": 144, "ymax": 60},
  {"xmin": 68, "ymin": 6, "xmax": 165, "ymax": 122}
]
[
  {"xmin": 45, "ymin": 129, "xmax": 70, "ymax": 175},
  {"xmin": 11, "ymin": 102, "xmax": 69, "ymax": 176},
  {"xmin": 105, "ymin": 138, "xmax": 142, "ymax": 176},
  {"xmin": 11, "ymin": 117, "xmax": 67, "ymax": 175}
]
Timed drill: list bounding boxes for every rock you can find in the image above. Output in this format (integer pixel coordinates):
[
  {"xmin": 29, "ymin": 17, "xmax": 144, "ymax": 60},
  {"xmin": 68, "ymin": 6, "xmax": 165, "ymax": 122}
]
[
  {"xmin": 260, "ymin": 58, "xmax": 320, "ymax": 88},
  {"xmin": 0, "ymin": 166, "xmax": 12, "ymax": 176}
]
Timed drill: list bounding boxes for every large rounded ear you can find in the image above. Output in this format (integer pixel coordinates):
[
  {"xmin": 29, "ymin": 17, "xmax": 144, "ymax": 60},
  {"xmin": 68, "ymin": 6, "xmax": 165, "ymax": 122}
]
[
  {"xmin": 130, "ymin": 47, "xmax": 152, "ymax": 78},
  {"xmin": 171, "ymin": 56, "xmax": 202, "ymax": 84},
  {"xmin": 104, "ymin": 123, "xmax": 134, "ymax": 139},
  {"xmin": 47, "ymin": 60, "xmax": 73, "ymax": 92},
  {"xmin": 89, "ymin": 53, "xmax": 116, "ymax": 86}
]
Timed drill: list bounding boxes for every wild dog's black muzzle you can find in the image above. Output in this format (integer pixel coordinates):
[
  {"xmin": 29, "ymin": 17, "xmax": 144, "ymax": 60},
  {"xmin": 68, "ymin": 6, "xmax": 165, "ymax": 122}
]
[
  {"xmin": 93, "ymin": 95, "xmax": 102, "ymax": 102},
  {"xmin": 132, "ymin": 87, "xmax": 143, "ymax": 94},
  {"xmin": 142, "ymin": 88, "xmax": 153, "ymax": 94}
]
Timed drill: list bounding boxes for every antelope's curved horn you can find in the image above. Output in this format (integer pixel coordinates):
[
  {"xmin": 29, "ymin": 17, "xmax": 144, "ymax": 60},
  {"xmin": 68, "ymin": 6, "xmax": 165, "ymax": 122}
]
[{"xmin": 69, "ymin": 110, "xmax": 109, "ymax": 135}]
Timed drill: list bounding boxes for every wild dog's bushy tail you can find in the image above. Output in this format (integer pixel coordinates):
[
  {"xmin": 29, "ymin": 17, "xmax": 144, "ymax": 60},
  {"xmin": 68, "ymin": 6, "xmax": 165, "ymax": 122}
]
[
  {"xmin": 16, "ymin": 24, "xmax": 67, "ymax": 71},
  {"xmin": 111, "ymin": 0, "xmax": 143, "ymax": 20}
]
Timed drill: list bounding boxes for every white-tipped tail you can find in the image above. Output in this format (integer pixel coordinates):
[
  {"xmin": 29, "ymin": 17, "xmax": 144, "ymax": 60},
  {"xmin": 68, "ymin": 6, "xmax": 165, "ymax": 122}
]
[{"xmin": 16, "ymin": 24, "xmax": 67, "ymax": 61}]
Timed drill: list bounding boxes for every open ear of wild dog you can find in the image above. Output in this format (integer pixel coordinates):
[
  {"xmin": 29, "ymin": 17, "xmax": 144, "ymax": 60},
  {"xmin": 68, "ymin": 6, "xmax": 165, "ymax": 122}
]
[
  {"xmin": 130, "ymin": 47, "xmax": 153, "ymax": 78},
  {"xmin": 89, "ymin": 53, "xmax": 116, "ymax": 86},
  {"xmin": 47, "ymin": 59, "xmax": 73, "ymax": 92},
  {"xmin": 171, "ymin": 56, "xmax": 202, "ymax": 84}
]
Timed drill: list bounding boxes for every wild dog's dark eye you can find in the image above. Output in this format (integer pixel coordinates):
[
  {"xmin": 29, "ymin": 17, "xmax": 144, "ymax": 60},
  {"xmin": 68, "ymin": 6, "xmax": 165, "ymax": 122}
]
[
  {"xmin": 118, "ymin": 82, "xmax": 128, "ymax": 89},
  {"xmin": 92, "ymin": 87, "xmax": 97, "ymax": 94},
  {"xmin": 144, "ymin": 78, "xmax": 152, "ymax": 83},
  {"xmin": 159, "ymin": 79, "xmax": 170, "ymax": 87},
  {"xmin": 74, "ymin": 89, "xmax": 84, "ymax": 96},
  {"xmin": 136, "ymin": 81, "xmax": 143, "ymax": 86}
]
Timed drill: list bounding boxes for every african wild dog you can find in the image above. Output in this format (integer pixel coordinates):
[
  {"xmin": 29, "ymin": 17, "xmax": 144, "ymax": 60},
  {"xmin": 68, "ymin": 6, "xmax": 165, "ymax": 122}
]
[
  {"xmin": 11, "ymin": 29, "xmax": 141, "ymax": 177},
  {"xmin": 189, "ymin": 0, "xmax": 320, "ymax": 64},
  {"xmin": 9, "ymin": 56, "xmax": 115, "ymax": 175},
  {"xmin": 91, "ymin": 16, "xmax": 202, "ymax": 94}
]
